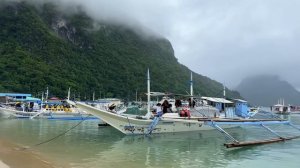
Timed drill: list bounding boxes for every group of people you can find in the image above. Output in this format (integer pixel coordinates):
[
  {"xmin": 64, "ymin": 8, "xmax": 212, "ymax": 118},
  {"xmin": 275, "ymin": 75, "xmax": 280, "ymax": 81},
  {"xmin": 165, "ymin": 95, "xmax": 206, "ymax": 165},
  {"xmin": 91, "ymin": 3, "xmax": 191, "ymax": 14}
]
[
  {"xmin": 153, "ymin": 100, "xmax": 173, "ymax": 117},
  {"xmin": 153, "ymin": 98, "xmax": 194, "ymax": 117},
  {"xmin": 15, "ymin": 102, "xmax": 38, "ymax": 112}
]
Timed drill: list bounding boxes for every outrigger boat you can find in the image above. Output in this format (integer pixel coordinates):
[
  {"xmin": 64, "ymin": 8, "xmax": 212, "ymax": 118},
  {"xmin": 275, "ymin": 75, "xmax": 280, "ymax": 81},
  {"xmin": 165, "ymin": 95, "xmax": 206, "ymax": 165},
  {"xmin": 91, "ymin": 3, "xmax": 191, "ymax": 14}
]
[
  {"xmin": 1, "ymin": 99, "xmax": 98, "ymax": 120},
  {"xmin": 0, "ymin": 89, "xmax": 98, "ymax": 120},
  {"xmin": 76, "ymin": 70, "xmax": 300, "ymax": 148}
]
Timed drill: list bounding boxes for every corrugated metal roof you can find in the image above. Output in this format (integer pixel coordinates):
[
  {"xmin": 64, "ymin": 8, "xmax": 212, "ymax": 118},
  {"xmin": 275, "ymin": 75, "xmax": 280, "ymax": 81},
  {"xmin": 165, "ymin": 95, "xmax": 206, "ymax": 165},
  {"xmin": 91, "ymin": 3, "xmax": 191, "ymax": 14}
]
[{"xmin": 201, "ymin": 96, "xmax": 233, "ymax": 103}]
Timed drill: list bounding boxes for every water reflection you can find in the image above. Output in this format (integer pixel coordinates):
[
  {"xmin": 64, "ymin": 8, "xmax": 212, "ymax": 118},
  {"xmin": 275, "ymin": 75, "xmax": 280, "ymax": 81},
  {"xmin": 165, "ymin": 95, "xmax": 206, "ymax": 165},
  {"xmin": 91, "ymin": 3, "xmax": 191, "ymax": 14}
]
[
  {"xmin": 1, "ymin": 115, "xmax": 300, "ymax": 168},
  {"xmin": 69, "ymin": 131, "xmax": 232, "ymax": 168}
]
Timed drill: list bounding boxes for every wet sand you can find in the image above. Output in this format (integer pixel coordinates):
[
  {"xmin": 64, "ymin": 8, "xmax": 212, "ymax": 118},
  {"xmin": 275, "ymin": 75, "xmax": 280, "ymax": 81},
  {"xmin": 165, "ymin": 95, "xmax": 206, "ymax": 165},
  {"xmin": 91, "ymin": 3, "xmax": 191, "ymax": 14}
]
[{"xmin": 0, "ymin": 139, "xmax": 55, "ymax": 168}]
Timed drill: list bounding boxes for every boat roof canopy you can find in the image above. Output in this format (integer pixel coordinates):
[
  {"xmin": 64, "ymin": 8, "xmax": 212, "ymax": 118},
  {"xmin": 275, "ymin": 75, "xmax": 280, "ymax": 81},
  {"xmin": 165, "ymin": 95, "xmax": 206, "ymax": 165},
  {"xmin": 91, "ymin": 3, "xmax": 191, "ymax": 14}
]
[
  {"xmin": 146, "ymin": 92, "xmax": 172, "ymax": 96},
  {"xmin": 25, "ymin": 97, "xmax": 41, "ymax": 101},
  {"xmin": 146, "ymin": 92, "xmax": 195, "ymax": 97},
  {"xmin": 201, "ymin": 97, "xmax": 233, "ymax": 104},
  {"xmin": 273, "ymin": 104, "xmax": 284, "ymax": 107},
  {"xmin": 0, "ymin": 93, "xmax": 32, "ymax": 97},
  {"xmin": 233, "ymin": 99, "xmax": 247, "ymax": 103}
]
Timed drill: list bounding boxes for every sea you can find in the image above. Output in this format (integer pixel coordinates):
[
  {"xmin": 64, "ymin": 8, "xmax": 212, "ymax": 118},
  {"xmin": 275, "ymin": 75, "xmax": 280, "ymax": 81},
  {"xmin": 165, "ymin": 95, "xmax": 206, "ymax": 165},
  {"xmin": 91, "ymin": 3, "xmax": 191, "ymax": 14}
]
[{"xmin": 1, "ymin": 112, "xmax": 300, "ymax": 168}]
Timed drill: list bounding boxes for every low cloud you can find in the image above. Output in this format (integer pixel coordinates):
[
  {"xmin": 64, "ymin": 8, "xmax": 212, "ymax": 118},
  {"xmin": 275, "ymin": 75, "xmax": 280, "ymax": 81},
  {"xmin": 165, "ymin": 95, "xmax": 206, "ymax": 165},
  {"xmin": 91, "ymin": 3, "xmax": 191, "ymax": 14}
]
[{"xmin": 10, "ymin": 0, "xmax": 300, "ymax": 89}]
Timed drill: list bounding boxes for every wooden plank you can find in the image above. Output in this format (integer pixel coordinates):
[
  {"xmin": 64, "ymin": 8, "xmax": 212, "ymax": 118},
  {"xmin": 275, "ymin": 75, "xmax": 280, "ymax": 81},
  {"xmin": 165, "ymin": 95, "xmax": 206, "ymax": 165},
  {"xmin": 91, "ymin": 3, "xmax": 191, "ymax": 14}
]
[{"xmin": 225, "ymin": 135, "xmax": 300, "ymax": 148}]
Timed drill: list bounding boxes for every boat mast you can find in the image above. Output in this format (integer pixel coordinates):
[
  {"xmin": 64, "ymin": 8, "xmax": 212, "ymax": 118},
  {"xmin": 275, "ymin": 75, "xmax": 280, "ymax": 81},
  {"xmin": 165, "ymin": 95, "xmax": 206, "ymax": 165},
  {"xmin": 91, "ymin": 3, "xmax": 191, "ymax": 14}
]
[
  {"xmin": 92, "ymin": 91, "xmax": 95, "ymax": 101},
  {"xmin": 190, "ymin": 72, "xmax": 193, "ymax": 107},
  {"xmin": 223, "ymin": 83, "xmax": 226, "ymax": 117},
  {"xmin": 223, "ymin": 84, "xmax": 226, "ymax": 98},
  {"xmin": 67, "ymin": 87, "xmax": 71, "ymax": 100},
  {"xmin": 45, "ymin": 87, "xmax": 49, "ymax": 102},
  {"xmin": 136, "ymin": 89, "xmax": 138, "ymax": 102},
  {"xmin": 41, "ymin": 92, "xmax": 44, "ymax": 111},
  {"xmin": 145, "ymin": 68, "xmax": 151, "ymax": 119}
]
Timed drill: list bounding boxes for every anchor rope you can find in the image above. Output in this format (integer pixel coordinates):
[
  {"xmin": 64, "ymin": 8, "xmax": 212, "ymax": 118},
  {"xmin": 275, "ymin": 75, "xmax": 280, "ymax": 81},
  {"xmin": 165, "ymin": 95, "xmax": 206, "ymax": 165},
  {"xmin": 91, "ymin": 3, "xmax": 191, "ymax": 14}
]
[{"xmin": 20, "ymin": 114, "xmax": 92, "ymax": 151}]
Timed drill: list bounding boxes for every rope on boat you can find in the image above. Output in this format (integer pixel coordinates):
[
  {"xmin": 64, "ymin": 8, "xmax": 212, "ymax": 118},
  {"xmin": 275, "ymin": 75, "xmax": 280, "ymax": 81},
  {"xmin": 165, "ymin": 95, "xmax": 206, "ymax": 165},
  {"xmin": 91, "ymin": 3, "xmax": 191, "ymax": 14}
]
[
  {"xmin": 19, "ymin": 114, "xmax": 93, "ymax": 151},
  {"xmin": 126, "ymin": 116, "xmax": 135, "ymax": 134}
]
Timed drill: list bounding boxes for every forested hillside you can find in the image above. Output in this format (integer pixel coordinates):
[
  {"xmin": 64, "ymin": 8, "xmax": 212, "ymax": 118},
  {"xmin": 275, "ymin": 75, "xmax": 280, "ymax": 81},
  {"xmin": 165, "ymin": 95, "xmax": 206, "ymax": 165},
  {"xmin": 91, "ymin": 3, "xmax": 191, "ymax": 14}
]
[{"xmin": 0, "ymin": 1, "xmax": 241, "ymax": 100}]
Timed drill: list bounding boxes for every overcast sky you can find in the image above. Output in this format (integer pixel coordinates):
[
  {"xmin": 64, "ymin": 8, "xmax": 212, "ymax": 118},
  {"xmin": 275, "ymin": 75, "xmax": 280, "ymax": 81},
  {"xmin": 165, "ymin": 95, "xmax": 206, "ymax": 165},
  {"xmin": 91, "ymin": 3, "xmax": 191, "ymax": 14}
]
[{"xmin": 37, "ymin": 0, "xmax": 300, "ymax": 90}]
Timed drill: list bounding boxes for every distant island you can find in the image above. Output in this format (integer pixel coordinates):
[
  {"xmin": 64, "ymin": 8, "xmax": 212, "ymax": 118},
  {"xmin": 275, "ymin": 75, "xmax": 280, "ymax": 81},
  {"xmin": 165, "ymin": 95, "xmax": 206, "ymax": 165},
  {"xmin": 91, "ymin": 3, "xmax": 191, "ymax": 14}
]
[{"xmin": 236, "ymin": 75, "xmax": 300, "ymax": 106}]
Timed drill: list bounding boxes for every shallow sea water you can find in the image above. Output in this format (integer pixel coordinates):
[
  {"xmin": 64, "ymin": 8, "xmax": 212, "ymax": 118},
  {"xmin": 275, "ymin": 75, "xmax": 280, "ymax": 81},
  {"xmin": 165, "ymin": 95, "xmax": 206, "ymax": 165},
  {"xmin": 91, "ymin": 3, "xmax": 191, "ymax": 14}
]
[{"xmin": 1, "ymin": 113, "xmax": 300, "ymax": 168}]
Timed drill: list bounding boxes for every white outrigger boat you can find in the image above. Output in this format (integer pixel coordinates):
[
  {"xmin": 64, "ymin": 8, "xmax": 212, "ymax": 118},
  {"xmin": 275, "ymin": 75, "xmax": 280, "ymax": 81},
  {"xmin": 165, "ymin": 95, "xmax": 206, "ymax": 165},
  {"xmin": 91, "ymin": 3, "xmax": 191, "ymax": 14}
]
[
  {"xmin": 0, "ymin": 100, "xmax": 98, "ymax": 120},
  {"xmin": 76, "ymin": 70, "xmax": 300, "ymax": 148},
  {"xmin": 0, "ymin": 89, "xmax": 98, "ymax": 120}
]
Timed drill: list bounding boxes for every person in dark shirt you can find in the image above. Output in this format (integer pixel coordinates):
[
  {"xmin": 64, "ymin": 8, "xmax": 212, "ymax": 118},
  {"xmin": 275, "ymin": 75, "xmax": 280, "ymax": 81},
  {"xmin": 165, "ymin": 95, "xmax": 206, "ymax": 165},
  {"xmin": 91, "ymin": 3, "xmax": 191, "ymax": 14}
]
[{"xmin": 161, "ymin": 100, "xmax": 169, "ymax": 114}]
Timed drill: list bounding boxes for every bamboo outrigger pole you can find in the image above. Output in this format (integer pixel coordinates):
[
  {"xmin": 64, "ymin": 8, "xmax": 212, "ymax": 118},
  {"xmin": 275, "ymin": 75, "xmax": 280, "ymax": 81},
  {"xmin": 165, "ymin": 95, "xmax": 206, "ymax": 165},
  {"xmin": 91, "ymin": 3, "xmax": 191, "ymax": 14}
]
[
  {"xmin": 222, "ymin": 122, "xmax": 300, "ymax": 148},
  {"xmin": 206, "ymin": 119, "xmax": 300, "ymax": 148},
  {"xmin": 225, "ymin": 135, "xmax": 300, "ymax": 148}
]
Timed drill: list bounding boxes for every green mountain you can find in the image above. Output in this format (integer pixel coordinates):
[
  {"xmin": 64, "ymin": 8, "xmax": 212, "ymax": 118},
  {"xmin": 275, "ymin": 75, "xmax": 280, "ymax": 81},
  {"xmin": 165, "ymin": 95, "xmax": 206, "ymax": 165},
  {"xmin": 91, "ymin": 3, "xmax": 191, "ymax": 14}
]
[
  {"xmin": 236, "ymin": 75, "xmax": 300, "ymax": 106},
  {"xmin": 0, "ymin": 1, "xmax": 241, "ymax": 100}
]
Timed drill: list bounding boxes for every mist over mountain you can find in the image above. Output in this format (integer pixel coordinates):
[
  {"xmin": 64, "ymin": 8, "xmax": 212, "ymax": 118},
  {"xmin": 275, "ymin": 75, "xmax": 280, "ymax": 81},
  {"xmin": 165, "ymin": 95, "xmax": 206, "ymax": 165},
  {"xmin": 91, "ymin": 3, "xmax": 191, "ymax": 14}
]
[
  {"xmin": 0, "ymin": 1, "xmax": 241, "ymax": 100},
  {"xmin": 236, "ymin": 75, "xmax": 300, "ymax": 106}
]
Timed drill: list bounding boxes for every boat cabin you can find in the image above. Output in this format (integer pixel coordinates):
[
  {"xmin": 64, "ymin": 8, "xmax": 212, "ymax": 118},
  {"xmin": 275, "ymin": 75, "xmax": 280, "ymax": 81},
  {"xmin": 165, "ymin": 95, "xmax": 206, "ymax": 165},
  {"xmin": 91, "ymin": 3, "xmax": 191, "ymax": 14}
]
[
  {"xmin": 232, "ymin": 99, "xmax": 249, "ymax": 118},
  {"xmin": 271, "ymin": 104, "xmax": 290, "ymax": 114},
  {"xmin": 201, "ymin": 97, "xmax": 250, "ymax": 118},
  {"xmin": 201, "ymin": 97, "xmax": 233, "ymax": 111}
]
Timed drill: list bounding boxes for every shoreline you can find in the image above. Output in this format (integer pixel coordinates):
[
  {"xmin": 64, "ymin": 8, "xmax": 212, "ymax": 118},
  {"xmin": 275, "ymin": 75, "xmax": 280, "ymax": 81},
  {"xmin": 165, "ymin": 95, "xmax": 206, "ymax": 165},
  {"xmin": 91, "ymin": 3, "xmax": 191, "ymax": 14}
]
[
  {"xmin": 0, "ymin": 139, "xmax": 56, "ymax": 168},
  {"xmin": 0, "ymin": 160, "xmax": 9, "ymax": 168}
]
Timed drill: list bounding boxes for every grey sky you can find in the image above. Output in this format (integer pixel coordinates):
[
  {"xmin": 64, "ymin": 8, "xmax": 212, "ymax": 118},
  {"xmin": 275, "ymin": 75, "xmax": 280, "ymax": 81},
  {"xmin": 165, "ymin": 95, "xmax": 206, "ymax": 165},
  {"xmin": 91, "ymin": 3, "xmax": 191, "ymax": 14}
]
[{"xmin": 36, "ymin": 0, "xmax": 300, "ymax": 90}]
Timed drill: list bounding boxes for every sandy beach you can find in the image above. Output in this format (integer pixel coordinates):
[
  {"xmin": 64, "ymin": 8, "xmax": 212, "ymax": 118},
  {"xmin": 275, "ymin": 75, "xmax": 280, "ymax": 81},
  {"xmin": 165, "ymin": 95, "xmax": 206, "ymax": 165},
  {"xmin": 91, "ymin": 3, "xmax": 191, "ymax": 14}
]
[
  {"xmin": 0, "ymin": 139, "xmax": 55, "ymax": 168},
  {"xmin": 0, "ymin": 160, "xmax": 9, "ymax": 168}
]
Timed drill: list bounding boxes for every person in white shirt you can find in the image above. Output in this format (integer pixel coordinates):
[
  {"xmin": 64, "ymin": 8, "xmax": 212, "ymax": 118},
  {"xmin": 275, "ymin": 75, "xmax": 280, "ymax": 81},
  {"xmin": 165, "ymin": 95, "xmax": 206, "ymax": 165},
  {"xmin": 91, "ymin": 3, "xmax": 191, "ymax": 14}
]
[{"xmin": 155, "ymin": 103, "xmax": 163, "ymax": 117}]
